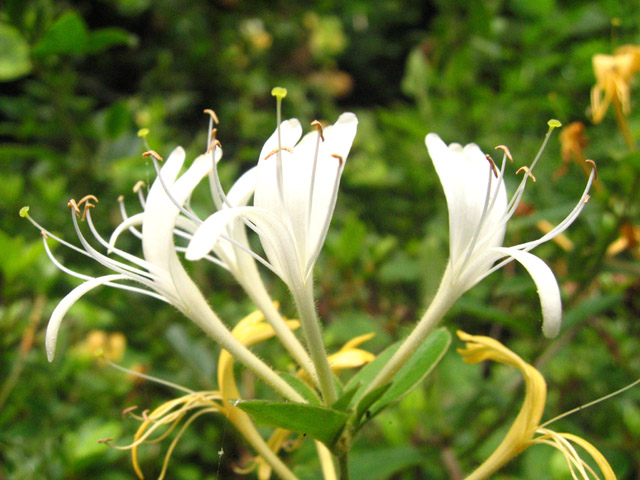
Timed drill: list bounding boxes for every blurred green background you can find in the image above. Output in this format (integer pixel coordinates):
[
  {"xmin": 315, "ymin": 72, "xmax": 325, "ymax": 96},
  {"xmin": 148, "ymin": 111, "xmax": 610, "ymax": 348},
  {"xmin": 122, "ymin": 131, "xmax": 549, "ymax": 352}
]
[{"xmin": 1, "ymin": 0, "xmax": 640, "ymax": 479}]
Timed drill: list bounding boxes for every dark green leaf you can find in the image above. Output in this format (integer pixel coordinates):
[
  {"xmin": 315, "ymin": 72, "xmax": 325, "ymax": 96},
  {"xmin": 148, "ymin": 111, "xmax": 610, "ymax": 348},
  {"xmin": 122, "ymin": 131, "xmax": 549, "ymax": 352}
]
[
  {"xmin": 354, "ymin": 383, "xmax": 391, "ymax": 424},
  {"xmin": 344, "ymin": 341, "xmax": 401, "ymax": 404},
  {"xmin": 237, "ymin": 400, "xmax": 349, "ymax": 447},
  {"xmin": 0, "ymin": 23, "xmax": 32, "ymax": 81},
  {"xmin": 86, "ymin": 28, "xmax": 136, "ymax": 54}
]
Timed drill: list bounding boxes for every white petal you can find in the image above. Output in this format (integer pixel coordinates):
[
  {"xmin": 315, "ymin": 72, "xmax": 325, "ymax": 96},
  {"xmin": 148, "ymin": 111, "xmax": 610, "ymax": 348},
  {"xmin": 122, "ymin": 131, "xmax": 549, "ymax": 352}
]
[
  {"xmin": 186, "ymin": 207, "xmax": 300, "ymax": 287},
  {"xmin": 142, "ymin": 147, "xmax": 186, "ymax": 268},
  {"xmin": 226, "ymin": 166, "xmax": 257, "ymax": 207},
  {"xmin": 254, "ymin": 119, "xmax": 303, "ymax": 216},
  {"xmin": 46, "ymin": 274, "xmax": 127, "ymax": 361},
  {"xmin": 492, "ymin": 247, "xmax": 562, "ymax": 338},
  {"xmin": 307, "ymin": 113, "xmax": 357, "ymax": 253}
]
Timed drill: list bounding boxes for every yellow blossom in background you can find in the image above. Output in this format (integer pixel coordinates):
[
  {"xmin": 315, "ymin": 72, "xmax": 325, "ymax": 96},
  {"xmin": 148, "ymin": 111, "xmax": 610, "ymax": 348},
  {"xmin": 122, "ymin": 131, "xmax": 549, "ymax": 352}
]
[
  {"xmin": 606, "ymin": 223, "xmax": 640, "ymax": 259},
  {"xmin": 76, "ymin": 330, "xmax": 126, "ymax": 362},
  {"xmin": 591, "ymin": 45, "xmax": 640, "ymax": 124},
  {"xmin": 457, "ymin": 331, "xmax": 616, "ymax": 480}
]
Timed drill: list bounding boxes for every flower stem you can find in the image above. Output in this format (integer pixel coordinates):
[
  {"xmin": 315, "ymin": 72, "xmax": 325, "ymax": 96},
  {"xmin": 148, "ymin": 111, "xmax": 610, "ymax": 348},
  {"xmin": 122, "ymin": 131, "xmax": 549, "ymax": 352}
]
[
  {"xmin": 366, "ymin": 279, "xmax": 456, "ymax": 394},
  {"xmin": 338, "ymin": 453, "xmax": 350, "ymax": 480},
  {"xmin": 292, "ymin": 280, "xmax": 337, "ymax": 405},
  {"xmin": 247, "ymin": 280, "xmax": 319, "ymax": 385}
]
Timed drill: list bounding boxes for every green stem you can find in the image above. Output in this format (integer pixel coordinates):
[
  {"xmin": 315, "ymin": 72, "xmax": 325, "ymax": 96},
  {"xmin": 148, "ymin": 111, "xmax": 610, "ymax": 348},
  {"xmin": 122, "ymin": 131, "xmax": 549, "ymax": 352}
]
[
  {"xmin": 292, "ymin": 280, "xmax": 337, "ymax": 405},
  {"xmin": 338, "ymin": 453, "xmax": 350, "ymax": 480},
  {"xmin": 366, "ymin": 276, "xmax": 457, "ymax": 395},
  {"xmin": 245, "ymin": 278, "xmax": 318, "ymax": 385}
]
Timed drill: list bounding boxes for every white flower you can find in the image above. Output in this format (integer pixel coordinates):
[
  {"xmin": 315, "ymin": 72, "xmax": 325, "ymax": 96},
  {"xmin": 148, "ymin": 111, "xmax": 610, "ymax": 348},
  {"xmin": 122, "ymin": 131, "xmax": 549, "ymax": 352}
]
[
  {"xmin": 186, "ymin": 112, "xmax": 358, "ymax": 290},
  {"xmin": 426, "ymin": 131, "xmax": 595, "ymax": 337},
  {"xmin": 24, "ymin": 147, "xmax": 217, "ymax": 361}
]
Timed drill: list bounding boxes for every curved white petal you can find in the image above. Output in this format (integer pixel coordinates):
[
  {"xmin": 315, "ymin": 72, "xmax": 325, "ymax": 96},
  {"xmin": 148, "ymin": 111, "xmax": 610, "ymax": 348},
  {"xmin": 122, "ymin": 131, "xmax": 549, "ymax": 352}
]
[
  {"xmin": 186, "ymin": 207, "xmax": 300, "ymax": 287},
  {"xmin": 46, "ymin": 274, "xmax": 127, "ymax": 362},
  {"xmin": 492, "ymin": 247, "xmax": 562, "ymax": 338},
  {"xmin": 142, "ymin": 146, "xmax": 187, "ymax": 269},
  {"xmin": 226, "ymin": 166, "xmax": 257, "ymax": 208}
]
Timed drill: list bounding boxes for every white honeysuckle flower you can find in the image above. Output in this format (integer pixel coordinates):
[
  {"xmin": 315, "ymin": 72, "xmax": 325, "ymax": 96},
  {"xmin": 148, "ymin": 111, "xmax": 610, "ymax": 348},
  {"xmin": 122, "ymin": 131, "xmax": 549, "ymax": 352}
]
[
  {"xmin": 186, "ymin": 112, "xmax": 358, "ymax": 290},
  {"xmin": 426, "ymin": 129, "xmax": 595, "ymax": 337},
  {"xmin": 25, "ymin": 143, "xmax": 304, "ymax": 401},
  {"xmin": 22, "ymin": 147, "xmax": 218, "ymax": 361}
]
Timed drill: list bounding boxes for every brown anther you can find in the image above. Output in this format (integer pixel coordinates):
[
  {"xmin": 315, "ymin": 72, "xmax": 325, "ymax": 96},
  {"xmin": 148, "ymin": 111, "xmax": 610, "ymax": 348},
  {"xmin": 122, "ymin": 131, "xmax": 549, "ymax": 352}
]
[
  {"xmin": 141, "ymin": 409, "xmax": 150, "ymax": 421},
  {"xmin": 67, "ymin": 199, "xmax": 80, "ymax": 216},
  {"xmin": 78, "ymin": 195, "xmax": 99, "ymax": 207},
  {"xmin": 264, "ymin": 146, "xmax": 294, "ymax": 160},
  {"xmin": 311, "ymin": 120, "xmax": 325, "ymax": 142},
  {"xmin": 117, "ymin": 195, "xmax": 124, "ymax": 202},
  {"xmin": 331, "ymin": 153, "xmax": 344, "ymax": 166},
  {"xmin": 207, "ymin": 139, "xmax": 222, "ymax": 154},
  {"xmin": 142, "ymin": 150, "xmax": 163, "ymax": 162},
  {"xmin": 495, "ymin": 145, "xmax": 514, "ymax": 162},
  {"xmin": 203, "ymin": 109, "xmax": 219, "ymax": 124},
  {"xmin": 485, "ymin": 154, "xmax": 499, "ymax": 178},
  {"xmin": 210, "ymin": 127, "xmax": 218, "ymax": 141},
  {"xmin": 133, "ymin": 181, "xmax": 146, "ymax": 193},
  {"xmin": 97, "ymin": 438, "xmax": 113, "ymax": 444},
  {"xmin": 41, "ymin": 230, "xmax": 48, "ymax": 239},
  {"xmin": 584, "ymin": 194, "xmax": 591, "ymax": 204},
  {"xmin": 585, "ymin": 159, "xmax": 598, "ymax": 179},
  {"xmin": 122, "ymin": 405, "xmax": 138, "ymax": 418},
  {"xmin": 516, "ymin": 166, "xmax": 537, "ymax": 182}
]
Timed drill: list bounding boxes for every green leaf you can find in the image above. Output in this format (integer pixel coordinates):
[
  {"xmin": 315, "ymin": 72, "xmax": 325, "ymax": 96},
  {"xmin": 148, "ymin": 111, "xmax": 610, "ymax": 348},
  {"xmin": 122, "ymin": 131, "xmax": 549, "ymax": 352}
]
[
  {"xmin": 86, "ymin": 28, "xmax": 136, "ymax": 54},
  {"xmin": 279, "ymin": 372, "xmax": 321, "ymax": 405},
  {"xmin": 332, "ymin": 383, "xmax": 360, "ymax": 412},
  {"xmin": 344, "ymin": 342, "xmax": 401, "ymax": 402},
  {"xmin": 237, "ymin": 400, "xmax": 349, "ymax": 447},
  {"xmin": 370, "ymin": 328, "xmax": 451, "ymax": 415},
  {"xmin": 33, "ymin": 11, "xmax": 88, "ymax": 57},
  {"xmin": 354, "ymin": 383, "xmax": 391, "ymax": 425},
  {"xmin": 0, "ymin": 23, "xmax": 32, "ymax": 81}
]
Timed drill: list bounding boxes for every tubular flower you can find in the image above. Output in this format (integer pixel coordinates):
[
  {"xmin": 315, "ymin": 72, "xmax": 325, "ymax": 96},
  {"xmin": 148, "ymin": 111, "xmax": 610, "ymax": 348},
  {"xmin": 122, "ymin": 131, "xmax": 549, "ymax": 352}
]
[
  {"xmin": 457, "ymin": 331, "xmax": 616, "ymax": 480},
  {"xmin": 23, "ymin": 144, "xmax": 303, "ymax": 402},
  {"xmin": 426, "ymin": 128, "xmax": 595, "ymax": 337},
  {"xmin": 116, "ymin": 309, "xmax": 300, "ymax": 480},
  {"xmin": 186, "ymin": 112, "xmax": 358, "ymax": 290},
  {"xmin": 23, "ymin": 147, "xmax": 221, "ymax": 361}
]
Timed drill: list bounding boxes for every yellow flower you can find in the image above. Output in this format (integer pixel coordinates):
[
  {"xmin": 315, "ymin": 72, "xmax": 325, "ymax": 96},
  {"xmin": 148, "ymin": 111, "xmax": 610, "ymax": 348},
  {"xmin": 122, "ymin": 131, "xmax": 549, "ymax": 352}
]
[
  {"xmin": 591, "ymin": 45, "xmax": 640, "ymax": 124},
  {"xmin": 457, "ymin": 331, "xmax": 616, "ymax": 480},
  {"xmin": 118, "ymin": 309, "xmax": 300, "ymax": 480}
]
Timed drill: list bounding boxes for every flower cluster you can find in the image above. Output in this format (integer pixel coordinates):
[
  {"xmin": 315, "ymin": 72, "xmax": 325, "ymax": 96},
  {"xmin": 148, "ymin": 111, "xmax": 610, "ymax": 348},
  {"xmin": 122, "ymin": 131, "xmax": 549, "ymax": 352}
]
[{"xmin": 24, "ymin": 88, "xmax": 610, "ymax": 480}]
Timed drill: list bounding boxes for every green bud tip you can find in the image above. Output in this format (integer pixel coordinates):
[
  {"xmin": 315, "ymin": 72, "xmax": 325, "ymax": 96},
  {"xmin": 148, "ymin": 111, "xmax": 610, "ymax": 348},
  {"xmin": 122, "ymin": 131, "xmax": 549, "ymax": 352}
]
[
  {"xmin": 271, "ymin": 87, "xmax": 287, "ymax": 99},
  {"xmin": 137, "ymin": 128, "xmax": 150, "ymax": 138},
  {"xmin": 547, "ymin": 119, "xmax": 562, "ymax": 129},
  {"xmin": 19, "ymin": 206, "xmax": 29, "ymax": 218}
]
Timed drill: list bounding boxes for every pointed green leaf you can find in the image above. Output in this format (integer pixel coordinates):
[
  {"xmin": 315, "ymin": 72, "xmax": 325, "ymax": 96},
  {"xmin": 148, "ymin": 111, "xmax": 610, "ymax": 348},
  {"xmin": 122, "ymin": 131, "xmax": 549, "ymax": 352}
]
[
  {"xmin": 279, "ymin": 372, "xmax": 321, "ymax": 405},
  {"xmin": 33, "ymin": 11, "xmax": 88, "ymax": 57},
  {"xmin": 0, "ymin": 23, "xmax": 32, "ymax": 81},
  {"xmin": 237, "ymin": 400, "xmax": 349, "ymax": 447},
  {"xmin": 370, "ymin": 328, "xmax": 450, "ymax": 415},
  {"xmin": 345, "ymin": 341, "xmax": 401, "ymax": 405},
  {"xmin": 332, "ymin": 383, "xmax": 360, "ymax": 412},
  {"xmin": 354, "ymin": 383, "xmax": 392, "ymax": 425}
]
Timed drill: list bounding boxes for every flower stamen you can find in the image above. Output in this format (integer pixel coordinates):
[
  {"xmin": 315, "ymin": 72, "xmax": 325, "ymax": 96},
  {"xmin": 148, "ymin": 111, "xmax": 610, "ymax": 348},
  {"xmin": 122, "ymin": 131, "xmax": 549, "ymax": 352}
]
[{"xmin": 516, "ymin": 166, "xmax": 537, "ymax": 182}]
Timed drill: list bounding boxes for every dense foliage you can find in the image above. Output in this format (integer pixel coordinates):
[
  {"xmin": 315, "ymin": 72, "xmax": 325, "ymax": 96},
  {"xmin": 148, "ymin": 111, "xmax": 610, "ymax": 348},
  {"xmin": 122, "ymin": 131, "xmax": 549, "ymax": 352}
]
[{"xmin": 1, "ymin": 0, "xmax": 639, "ymax": 478}]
